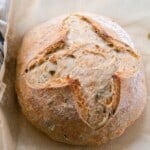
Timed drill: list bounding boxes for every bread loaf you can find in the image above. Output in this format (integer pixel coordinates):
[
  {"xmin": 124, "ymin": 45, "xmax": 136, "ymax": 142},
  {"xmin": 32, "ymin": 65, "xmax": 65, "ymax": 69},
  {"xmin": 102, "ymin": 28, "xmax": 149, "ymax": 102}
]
[{"xmin": 16, "ymin": 12, "xmax": 146, "ymax": 145}]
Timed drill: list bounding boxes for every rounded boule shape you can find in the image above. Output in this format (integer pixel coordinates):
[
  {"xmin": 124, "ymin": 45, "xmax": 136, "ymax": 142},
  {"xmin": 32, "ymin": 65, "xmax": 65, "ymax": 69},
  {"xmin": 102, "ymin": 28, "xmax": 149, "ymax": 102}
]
[{"xmin": 16, "ymin": 12, "xmax": 146, "ymax": 145}]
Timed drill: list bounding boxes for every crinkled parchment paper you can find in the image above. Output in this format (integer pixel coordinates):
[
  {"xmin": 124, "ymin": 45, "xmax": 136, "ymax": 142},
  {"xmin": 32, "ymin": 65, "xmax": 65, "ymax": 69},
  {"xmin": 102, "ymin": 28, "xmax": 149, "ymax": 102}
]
[{"xmin": 0, "ymin": 0, "xmax": 150, "ymax": 150}]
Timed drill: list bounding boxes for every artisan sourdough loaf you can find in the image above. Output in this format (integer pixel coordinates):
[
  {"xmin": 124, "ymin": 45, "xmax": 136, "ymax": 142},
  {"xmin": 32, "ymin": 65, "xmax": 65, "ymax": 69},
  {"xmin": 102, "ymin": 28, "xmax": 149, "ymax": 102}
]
[{"xmin": 16, "ymin": 12, "xmax": 146, "ymax": 145}]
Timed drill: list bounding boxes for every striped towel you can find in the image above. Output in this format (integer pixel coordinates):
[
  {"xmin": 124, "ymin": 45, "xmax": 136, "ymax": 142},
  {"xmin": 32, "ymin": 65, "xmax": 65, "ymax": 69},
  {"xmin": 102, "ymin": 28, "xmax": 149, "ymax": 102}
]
[
  {"xmin": 0, "ymin": 0, "xmax": 9, "ymax": 68},
  {"xmin": 0, "ymin": 32, "xmax": 4, "ymax": 66}
]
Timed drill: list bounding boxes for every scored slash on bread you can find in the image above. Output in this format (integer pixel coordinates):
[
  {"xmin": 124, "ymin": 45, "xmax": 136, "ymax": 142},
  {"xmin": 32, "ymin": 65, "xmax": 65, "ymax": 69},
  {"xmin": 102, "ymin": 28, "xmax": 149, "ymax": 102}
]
[
  {"xmin": 25, "ymin": 13, "xmax": 140, "ymax": 78},
  {"xmin": 16, "ymin": 12, "xmax": 146, "ymax": 145},
  {"xmin": 69, "ymin": 75, "xmax": 120, "ymax": 130}
]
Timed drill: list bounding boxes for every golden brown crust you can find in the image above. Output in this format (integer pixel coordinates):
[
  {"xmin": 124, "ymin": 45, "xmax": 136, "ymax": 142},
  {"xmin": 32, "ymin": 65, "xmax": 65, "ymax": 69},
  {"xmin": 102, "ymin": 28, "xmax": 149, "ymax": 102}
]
[{"xmin": 16, "ymin": 13, "xmax": 146, "ymax": 145}]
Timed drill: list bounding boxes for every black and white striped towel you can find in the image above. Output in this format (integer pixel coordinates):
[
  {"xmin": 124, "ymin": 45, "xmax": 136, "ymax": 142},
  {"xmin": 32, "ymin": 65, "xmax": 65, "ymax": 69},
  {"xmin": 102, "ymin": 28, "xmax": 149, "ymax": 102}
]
[
  {"xmin": 0, "ymin": 0, "xmax": 9, "ymax": 68},
  {"xmin": 0, "ymin": 32, "xmax": 4, "ymax": 66}
]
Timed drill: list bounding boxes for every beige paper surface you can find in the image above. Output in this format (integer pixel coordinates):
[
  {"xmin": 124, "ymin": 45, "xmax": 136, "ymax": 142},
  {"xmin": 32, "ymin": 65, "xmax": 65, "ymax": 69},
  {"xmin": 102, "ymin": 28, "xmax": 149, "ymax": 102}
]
[{"xmin": 0, "ymin": 0, "xmax": 150, "ymax": 149}]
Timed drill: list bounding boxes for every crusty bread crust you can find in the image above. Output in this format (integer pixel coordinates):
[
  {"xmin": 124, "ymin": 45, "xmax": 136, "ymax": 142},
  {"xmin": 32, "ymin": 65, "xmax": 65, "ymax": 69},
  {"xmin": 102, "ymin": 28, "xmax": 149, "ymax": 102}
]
[{"xmin": 16, "ymin": 13, "xmax": 146, "ymax": 145}]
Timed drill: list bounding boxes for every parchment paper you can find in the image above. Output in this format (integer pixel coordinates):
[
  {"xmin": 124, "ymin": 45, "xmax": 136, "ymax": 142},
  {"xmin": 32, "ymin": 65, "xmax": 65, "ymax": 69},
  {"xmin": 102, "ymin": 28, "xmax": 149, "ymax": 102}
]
[{"xmin": 0, "ymin": 0, "xmax": 150, "ymax": 150}]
